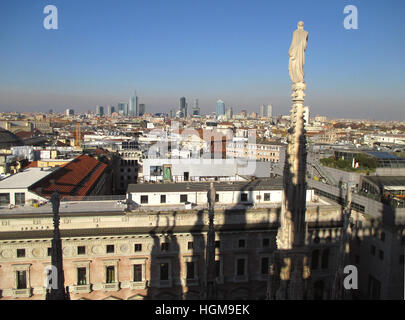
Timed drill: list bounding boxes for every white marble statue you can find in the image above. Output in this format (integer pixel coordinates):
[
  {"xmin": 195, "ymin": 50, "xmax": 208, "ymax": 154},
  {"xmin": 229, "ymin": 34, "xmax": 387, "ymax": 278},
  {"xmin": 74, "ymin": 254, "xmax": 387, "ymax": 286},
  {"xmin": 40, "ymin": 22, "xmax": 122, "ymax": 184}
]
[{"xmin": 288, "ymin": 21, "xmax": 309, "ymax": 84}]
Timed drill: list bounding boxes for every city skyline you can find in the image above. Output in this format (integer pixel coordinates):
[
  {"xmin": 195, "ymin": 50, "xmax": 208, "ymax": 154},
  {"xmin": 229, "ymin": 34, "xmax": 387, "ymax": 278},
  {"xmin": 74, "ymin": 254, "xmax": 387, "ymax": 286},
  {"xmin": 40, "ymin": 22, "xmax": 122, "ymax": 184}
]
[{"xmin": 0, "ymin": 1, "xmax": 404, "ymax": 120}]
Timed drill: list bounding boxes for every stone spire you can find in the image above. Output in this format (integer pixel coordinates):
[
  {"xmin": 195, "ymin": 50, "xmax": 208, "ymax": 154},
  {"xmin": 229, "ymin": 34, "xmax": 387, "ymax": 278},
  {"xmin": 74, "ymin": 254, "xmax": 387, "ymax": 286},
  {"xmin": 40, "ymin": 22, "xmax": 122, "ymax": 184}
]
[
  {"xmin": 269, "ymin": 21, "xmax": 310, "ymax": 300},
  {"xmin": 332, "ymin": 184, "xmax": 354, "ymax": 299},
  {"xmin": 46, "ymin": 191, "xmax": 69, "ymax": 300},
  {"xmin": 205, "ymin": 182, "xmax": 217, "ymax": 299}
]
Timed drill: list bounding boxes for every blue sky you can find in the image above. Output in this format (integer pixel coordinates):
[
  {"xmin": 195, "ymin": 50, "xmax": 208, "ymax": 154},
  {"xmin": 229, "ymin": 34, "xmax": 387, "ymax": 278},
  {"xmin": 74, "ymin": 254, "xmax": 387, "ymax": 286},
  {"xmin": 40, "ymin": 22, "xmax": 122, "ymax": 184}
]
[{"xmin": 0, "ymin": 0, "xmax": 404, "ymax": 120}]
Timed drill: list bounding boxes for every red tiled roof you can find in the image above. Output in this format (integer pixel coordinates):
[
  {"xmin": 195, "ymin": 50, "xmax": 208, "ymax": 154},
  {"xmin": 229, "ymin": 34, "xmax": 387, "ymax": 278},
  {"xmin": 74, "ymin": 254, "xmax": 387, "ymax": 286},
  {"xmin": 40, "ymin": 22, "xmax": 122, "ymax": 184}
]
[
  {"xmin": 15, "ymin": 131, "xmax": 33, "ymax": 139},
  {"xmin": 30, "ymin": 154, "xmax": 107, "ymax": 199},
  {"xmin": 26, "ymin": 161, "xmax": 38, "ymax": 168},
  {"xmin": 56, "ymin": 140, "xmax": 68, "ymax": 147}
]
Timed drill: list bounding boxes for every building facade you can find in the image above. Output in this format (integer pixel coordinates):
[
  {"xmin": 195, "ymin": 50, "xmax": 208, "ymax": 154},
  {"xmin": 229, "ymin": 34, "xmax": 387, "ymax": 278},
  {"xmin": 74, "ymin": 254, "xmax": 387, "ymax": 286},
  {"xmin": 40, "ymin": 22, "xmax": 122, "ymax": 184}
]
[{"xmin": 0, "ymin": 179, "xmax": 343, "ymax": 300}]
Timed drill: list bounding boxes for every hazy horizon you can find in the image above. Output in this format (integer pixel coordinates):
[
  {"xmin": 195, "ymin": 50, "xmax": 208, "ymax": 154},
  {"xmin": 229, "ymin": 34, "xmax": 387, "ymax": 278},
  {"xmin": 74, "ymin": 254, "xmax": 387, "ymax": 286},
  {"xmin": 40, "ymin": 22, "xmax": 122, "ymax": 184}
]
[{"xmin": 0, "ymin": 0, "xmax": 404, "ymax": 121}]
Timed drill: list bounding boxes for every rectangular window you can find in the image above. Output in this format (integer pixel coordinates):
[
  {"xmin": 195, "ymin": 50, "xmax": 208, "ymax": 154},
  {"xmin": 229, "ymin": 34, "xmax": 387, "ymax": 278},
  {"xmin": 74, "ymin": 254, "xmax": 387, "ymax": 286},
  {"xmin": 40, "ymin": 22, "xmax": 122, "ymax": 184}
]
[
  {"xmin": 77, "ymin": 267, "xmax": 87, "ymax": 285},
  {"xmin": 106, "ymin": 266, "xmax": 115, "ymax": 283},
  {"xmin": 134, "ymin": 244, "xmax": 142, "ymax": 252},
  {"xmin": 311, "ymin": 250, "xmax": 319, "ymax": 270},
  {"xmin": 215, "ymin": 240, "xmax": 220, "ymax": 249},
  {"xmin": 47, "ymin": 247, "xmax": 52, "ymax": 256},
  {"xmin": 321, "ymin": 249, "xmax": 329, "ymax": 269},
  {"xmin": 160, "ymin": 263, "xmax": 169, "ymax": 281},
  {"xmin": 77, "ymin": 246, "xmax": 86, "ymax": 255},
  {"xmin": 106, "ymin": 245, "xmax": 115, "ymax": 253},
  {"xmin": 161, "ymin": 242, "xmax": 169, "ymax": 252},
  {"xmin": 264, "ymin": 193, "xmax": 271, "ymax": 201},
  {"xmin": 150, "ymin": 166, "xmax": 163, "ymax": 176},
  {"xmin": 236, "ymin": 258, "xmax": 245, "ymax": 276},
  {"xmin": 262, "ymin": 238, "xmax": 270, "ymax": 247},
  {"xmin": 238, "ymin": 239, "xmax": 246, "ymax": 248},
  {"xmin": 187, "ymin": 241, "xmax": 193, "ymax": 250},
  {"xmin": 16, "ymin": 271, "xmax": 27, "ymax": 289},
  {"xmin": 17, "ymin": 249, "xmax": 25, "ymax": 258},
  {"xmin": 240, "ymin": 193, "xmax": 248, "ymax": 202},
  {"xmin": 186, "ymin": 262, "xmax": 195, "ymax": 280},
  {"xmin": 160, "ymin": 195, "xmax": 166, "ymax": 204},
  {"xmin": 14, "ymin": 193, "xmax": 25, "ymax": 205},
  {"xmin": 141, "ymin": 195, "xmax": 148, "ymax": 204},
  {"xmin": 180, "ymin": 194, "xmax": 188, "ymax": 203},
  {"xmin": 380, "ymin": 232, "xmax": 385, "ymax": 242},
  {"xmin": 368, "ymin": 275, "xmax": 381, "ymax": 299},
  {"xmin": 215, "ymin": 193, "xmax": 219, "ymax": 202},
  {"xmin": 379, "ymin": 250, "xmax": 384, "ymax": 260},
  {"xmin": 0, "ymin": 193, "xmax": 10, "ymax": 206},
  {"xmin": 370, "ymin": 245, "xmax": 376, "ymax": 256},
  {"xmin": 133, "ymin": 264, "xmax": 142, "ymax": 282},
  {"xmin": 215, "ymin": 260, "xmax": 221, "ymax": 277},
  {"xmin": 261, "ymin": 257, "xmax": 269, "ymax": 274}
]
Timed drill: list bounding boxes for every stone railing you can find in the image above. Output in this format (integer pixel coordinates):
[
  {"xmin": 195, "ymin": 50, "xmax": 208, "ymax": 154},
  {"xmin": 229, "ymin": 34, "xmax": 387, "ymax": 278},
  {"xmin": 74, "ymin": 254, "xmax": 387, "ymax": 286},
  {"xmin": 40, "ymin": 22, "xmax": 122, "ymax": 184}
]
[
  {"xmin": 71, "ymin": 284, "xmax": 91, "ymax": 294},
  {"xmin": 101, "ymin": 282, "xmax": 120, "ymax": 291}
]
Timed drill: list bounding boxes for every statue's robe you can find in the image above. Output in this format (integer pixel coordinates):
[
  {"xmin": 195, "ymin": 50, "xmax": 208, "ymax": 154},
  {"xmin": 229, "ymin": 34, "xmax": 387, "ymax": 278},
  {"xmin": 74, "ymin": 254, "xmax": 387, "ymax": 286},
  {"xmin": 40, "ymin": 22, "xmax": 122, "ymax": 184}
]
[{"xmin": 289, "ymin": 28, "xmax": 308, "ymax": 83}]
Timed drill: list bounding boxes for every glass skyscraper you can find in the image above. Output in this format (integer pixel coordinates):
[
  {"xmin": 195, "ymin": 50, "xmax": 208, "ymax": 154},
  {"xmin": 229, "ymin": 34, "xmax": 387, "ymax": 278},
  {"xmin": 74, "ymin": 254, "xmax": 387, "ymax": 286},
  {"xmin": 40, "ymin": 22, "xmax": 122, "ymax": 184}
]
[
  {"xmin": 139, "ymin": 104, "xmax": 146, "ymax": 116},
  {"xmin": 129, "ymin": 90, "xmax": 139, "ymax": 117},
  {"xmin": 96, "ymin": 105, "xmax": 104, "ymax": 116},
  {"xmin": 180, "ymin": 97, "xmax": 187, "ymax": 118},
  {"xmin": 117, "ymin": 103, "xmax": 128, "ymax": 115},
  {"xmin": 216, "ymin": 100, "xmax": 225, "ymax": 118}
]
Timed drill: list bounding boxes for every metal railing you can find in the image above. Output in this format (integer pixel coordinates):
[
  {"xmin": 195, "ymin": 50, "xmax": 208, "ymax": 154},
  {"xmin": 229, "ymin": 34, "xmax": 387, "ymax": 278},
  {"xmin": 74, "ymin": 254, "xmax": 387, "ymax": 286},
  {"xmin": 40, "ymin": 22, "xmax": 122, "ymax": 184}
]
[
  {"xmin": 312, "ymin": 160, "xmax": 338, "ymax": 186},
  {"xmin": 62, "ymin": 195, "xmax": 126, "ymax": 202}
]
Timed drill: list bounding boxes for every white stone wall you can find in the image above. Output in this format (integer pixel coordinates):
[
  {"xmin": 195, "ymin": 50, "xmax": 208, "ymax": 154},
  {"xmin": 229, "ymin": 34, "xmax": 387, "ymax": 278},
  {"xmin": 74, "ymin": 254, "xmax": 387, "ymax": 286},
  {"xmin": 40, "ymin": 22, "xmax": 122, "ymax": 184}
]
[{"xmin": 129, "ymin": 189, "xmax": 314, "ymax": 207}]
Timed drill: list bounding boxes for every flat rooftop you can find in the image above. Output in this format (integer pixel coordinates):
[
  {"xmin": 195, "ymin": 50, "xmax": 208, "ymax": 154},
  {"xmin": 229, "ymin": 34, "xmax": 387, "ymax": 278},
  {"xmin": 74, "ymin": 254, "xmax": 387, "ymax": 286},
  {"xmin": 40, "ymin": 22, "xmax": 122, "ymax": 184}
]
[
  {"xmin": 128, "ymin": 178, "xmax": 284, "ymax": 193},
  {"xmin": 0, "ymin": 200, "xmax": 126, "ymax": 216},
  {"xmin": 0, "ymin": 167, "xmax": 56, "ymax": 189},
  {"xmin": 362, "ymin": 176, "xmax": 405, "ymax": 188}
]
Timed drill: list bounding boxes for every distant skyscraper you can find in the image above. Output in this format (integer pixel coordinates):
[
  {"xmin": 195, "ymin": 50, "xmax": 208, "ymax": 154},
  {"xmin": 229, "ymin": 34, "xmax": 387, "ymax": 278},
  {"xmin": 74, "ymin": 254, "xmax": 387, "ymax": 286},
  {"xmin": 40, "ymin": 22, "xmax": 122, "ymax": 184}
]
[
  {"xmin": 117, "ymin": 103, "xmax": 127, "ymax": 115},
  {"xmin": 241, "ymin": 110, "xmax": 247, "ymax": 118},
  {"xmin": 267, "ymin": 104, "xmax": 273, "ymax": 119},
  {"xmin": 170, "ymin": 109, "xmax": 176, "ymax": 118},
  {"xmin": 129, "ymin": 90, "xmax": 139, "ymax": 117},
  {"xmin": 139, "ymin": 104, "xmax": 146, "ymax": 116},
  {"xmin": 180, "ymin": 97, "xmax": 187, "ymax": 118},
  {"xmin": 110, "ymin": 106, "xmax": 115, "ymax": 114},
  {"xmin": 216, "ymin": 100, "xmax": 225, "ymax": 118},
  {"xmin": 260, "ymin": 105, "xmax": 265, "ymax": 118},
  {"xmin": 226, "ymin": 107, "xmax": 233, "ymax": 119},
  {"xmin": 65, "ymin": 109, "xmax": 74, "ymax": 117},
  {"xmin": 107, "ymin": 105, "xmax": 114, "ymax": 116},
  {"xmin": 96, "ymin": 105, "xmax": 104, "ymax": 116},
  {"xmin": 192, "ymin": 99, "xmax": 200, "ymax": 116}
]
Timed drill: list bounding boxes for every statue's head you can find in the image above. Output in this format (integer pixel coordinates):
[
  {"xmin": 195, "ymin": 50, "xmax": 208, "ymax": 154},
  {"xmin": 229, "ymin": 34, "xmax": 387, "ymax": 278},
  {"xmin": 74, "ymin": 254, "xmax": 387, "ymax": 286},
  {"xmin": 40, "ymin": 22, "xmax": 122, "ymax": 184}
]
[{"xmin": 298, "ymin": 21, "xmax": 304, "ymax": 29}]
